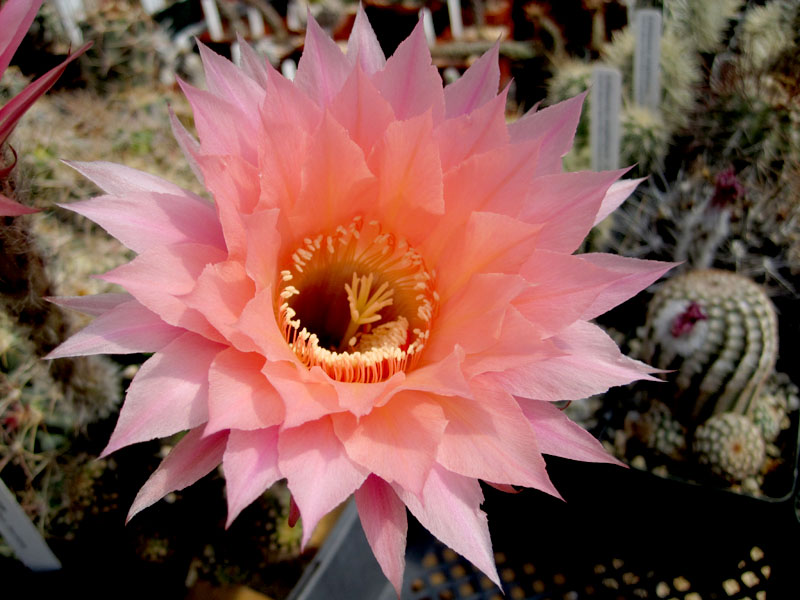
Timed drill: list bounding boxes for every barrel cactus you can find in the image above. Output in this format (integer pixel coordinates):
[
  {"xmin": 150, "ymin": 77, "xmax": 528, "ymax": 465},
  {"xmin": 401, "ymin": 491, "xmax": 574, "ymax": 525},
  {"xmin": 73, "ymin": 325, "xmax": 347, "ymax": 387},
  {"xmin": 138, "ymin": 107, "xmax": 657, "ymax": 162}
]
[
  {"xmin": 640, "ymin": 269, "xmax": 778, "ymax": 425},
  {"xmin": 693, "ymin": 412, "xmax": 767, "ymax": 482}
]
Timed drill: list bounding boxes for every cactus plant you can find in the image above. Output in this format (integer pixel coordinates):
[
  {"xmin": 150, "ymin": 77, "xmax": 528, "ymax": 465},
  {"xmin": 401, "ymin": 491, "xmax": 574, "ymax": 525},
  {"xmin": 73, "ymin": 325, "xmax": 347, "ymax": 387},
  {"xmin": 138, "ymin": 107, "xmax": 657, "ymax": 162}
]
[
  {"xmin": 693, "ymin": 412, "xmax": 766, "ymax": 482},
  {"xmin": 640, "ymin": 269, "xmax": 778, "ymax": 425}
]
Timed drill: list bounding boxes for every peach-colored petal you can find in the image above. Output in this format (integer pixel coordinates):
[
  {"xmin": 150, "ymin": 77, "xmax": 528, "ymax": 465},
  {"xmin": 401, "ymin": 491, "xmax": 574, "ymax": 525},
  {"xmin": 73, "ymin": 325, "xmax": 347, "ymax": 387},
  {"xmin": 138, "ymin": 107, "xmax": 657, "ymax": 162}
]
[
  {"xmin": 206, "ymin": 348, "xmax": 284, "ymax": 435},
  {"xmin": 508, "ymin": 92, "xmax": 586, "ymax": 176},
  {"xmin": 101, "ymin": 242, "xmax": 226, "ymax": 341},
  {"xmin": 577, "ymin": 254, "xmax": 677, "ymax": 320},
  {"xmin": 443, "ymin": 42, "xmax": 499, "ymax": 118},
  {"xmin": 328, "ymin": 372, "xmax": 406, "ymax": 417},
  {"xmin": 347, "ymin": 4, "xmax": 386, "ymax": 75},
  {"xmin": 333, "ymin": 391, "xmax": 447, "ymax": 494},
  {"xmin": 278, "ymin": 416, "xmax": 368, "ymax": 547},
  {"xmin": 128, "ymin": 428, "xmax": 228, "ymax": 521},
  {"xmin": 521, "ymin": 168, "xmax": 628, "ymax": 254},
  {"xmin": 329, "ymin": 65, "xmax": 395, "ymax": 155},
  {"xmin": 594, "ymin": 177, "xmax": 645, "ymax": 225},
  {"xmin": 481, "ymin": 320, "xmax": 659, "ymax": 401},
  {"xmin": 373, "ymin": 20, "xmax": 444, "ymax": 123},
  {"xmin": 393, "ymin": 465, "xmax": 500, "ymax": 588},
  {"xmin": 222, "ymin": 427, "xmax": 281, "ymax": 526},
  {"xmin": 436, "ymin": 386, "xmax": 561, "ymax": 497},
  {"xmin": 294, "ymin": 15, "xmax": 352, "ymax": 107},
  {"xmin": 263, "ymin": 362, "xmax": 342, "ymax": 428},
  {"xmin": 237, "ymin": 287, "xmax": 298, "ymax": 364},
  {"xmin": 61, "ymin": 191, "xmax": 223, "ymax": 254},
  {"xmin": 368, "ymin": 110, "xmax": 443, "ymax": 222},
  {"xmin": 518, "ymin": 399, "xmax": 624, "ymax": 466},
  {"xmin": 47, "ymin": 298, "xmax": 182, "ymax": 358},
  {"xmin": 102, "ymin": 332, "xmax": 224, "ymax": 456},
  {"xmin": 242, "ymin": 208, "xmax": 281, "ymax": 291},
  {"xmin": 354, "ymin": 475, "xmax": 407, "ymax": 597},
  {"xmin": 424, "ymin": 273, "xmax": 527, "ymax": 361},
  {"xmin": 398, "ymin": 347, "xmax": 472, "ymax": 399},
  {"xmin": 435, "ymin": 88, "xmax": 510, "ymax": 172}
]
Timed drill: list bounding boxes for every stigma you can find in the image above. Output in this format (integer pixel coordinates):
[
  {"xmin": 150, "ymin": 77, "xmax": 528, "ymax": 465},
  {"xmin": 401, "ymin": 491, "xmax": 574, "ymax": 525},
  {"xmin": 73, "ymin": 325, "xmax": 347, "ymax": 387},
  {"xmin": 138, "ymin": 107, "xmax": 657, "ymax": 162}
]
[{"xmin": 276, "ymin": 217, "xmax": 437, "ymax": 383}]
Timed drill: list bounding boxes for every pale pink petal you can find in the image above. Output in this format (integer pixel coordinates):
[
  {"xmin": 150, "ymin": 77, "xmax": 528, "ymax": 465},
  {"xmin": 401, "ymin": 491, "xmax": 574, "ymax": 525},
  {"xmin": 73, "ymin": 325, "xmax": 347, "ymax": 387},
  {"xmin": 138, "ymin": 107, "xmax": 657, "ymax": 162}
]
[
  {"xmin": 333, "ymin": 391, "xmax": 447, "ymax": 494},
  {"xmin": 262, "ymin": 63, "xmax": 322, "ymax": 134},
  {"xmin": 263, "ymin": 362, "xmax": 342, "ymax": 428},
  {"xmin": 436, "ymin": 386, "xmax": 561, "ymax": 497},
  {"xmin": 462, "ymin": 307, "xmax": 561, "ymax": 378},
  {"xmin": 347, "ymin": 4, "xmax": 386, "ymax": 75},
  {"xmin": 197, "ymin": 41, "xmax": 266, "ymax": 119},
  {"xmin": 520, "ymin": 168, "xmax": 628, "ymax": 254},
  {"xmin": 394, "ymin": 466, "xmax": 500, "ymax": 588},
  {"xmin": 178, "ymin": 79, "xmax": 257, "ymax": 164},
  {"xmin": 443, "ymin": 43, "xmax": 499, "ymax": 118},
  {"xmin": 435, "ymin": 212, "xmax": 541, "ymax": 301},
  {"xmin": 518, "ymin": 399, "xmax": 624, "ymax": 466},
  {"xmin": 0, "ymin": 0, "xmax": 42, "ymax": 77},
  {"xmin": 222, "ymin": 427, "xmax": 282, "ymax": 526},
  {"xmin": 435, "ymin": 88, "xmax": 509, "ymax": 172},
  {"xmin": 168, "ymin": 106, "xmax": 204, "ymax": 184},
  {"xmin": 64, "ymin": 160, "xmax": 195, "ymax": 197},
  {"xmin": 515, "ymin": 250, "xmax": 622, "ymax": 337},
  {"xmin": 368, "ymin": 110, "xmax": 443, "ymax": 220},
  {"xmin": 206, "ymin": 348, "xmax": 284, "ymax": 435},
  {"xmin": 354, "ymin": 475, "xmax": 407, "ymax": 597},
  {"xmin": 594, "ymin": 177, "xmax": 645, "ymax": 226},
  {"xmin": 577, "ymin": 254, "xmax": 676, "ymax": 320},
  {"xmin": 481, "ymin": 320, "xmax": 659, "ymax": 401},
  {"xmin": 48, "ymin": 293, "xmax": 131, "ymax": 316},
  {"xmin": 128, "ymin": 428, "xmax": 228, "ymax": 521},
  {"xmin": 294, "ymin": 14, "xmax": 352, "ymax": 107},
  {"xmin": 242, "ymin": 208, "xmax": 281, "ymax": 291},
  {"xmin": 60, "ymin": 192, "xmax": 223, "ymax": 254},
  {"xmin": 423, "ymin": 273, "xmax": 527, "ymax": 361},
  {"xmin": 278, "ymin": 417, "xmax": 368, "ymax": 547},
  {"xmin": 101, "ymin": 242, "xmax": 227, "ymax": 341},
  {"xmin": 47, "ymin": 299, "xmax": 182, "ymax": 358},
  {"xmin": 0, "ymin": 193, "xmax": 38, "ymax": 215},
  {"xmin": 329, "ymin": 65, "xmax": 395, "ymax": 155},
  {"xmin": 507, "ymin": 92, "xmax": 586, "ymax": 176},
  {"xmin": 373, "ymin": 20, "xmax": 444, "ymax": 123},
  {"xmin": 101, "ymin": 332, "xmax": 224, "ymax": 456},
  {"xmin": 236, "ymin": 33, "xmax": 269, "ymax": 88}
]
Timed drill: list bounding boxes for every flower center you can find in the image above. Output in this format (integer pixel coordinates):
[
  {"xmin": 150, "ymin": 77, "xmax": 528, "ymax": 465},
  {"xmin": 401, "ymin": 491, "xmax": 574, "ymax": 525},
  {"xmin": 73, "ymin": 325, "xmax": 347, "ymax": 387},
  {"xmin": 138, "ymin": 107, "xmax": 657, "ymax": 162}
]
[{"xmin": 277, "ymin": 217, "xmax": 438, "ymax": 383}]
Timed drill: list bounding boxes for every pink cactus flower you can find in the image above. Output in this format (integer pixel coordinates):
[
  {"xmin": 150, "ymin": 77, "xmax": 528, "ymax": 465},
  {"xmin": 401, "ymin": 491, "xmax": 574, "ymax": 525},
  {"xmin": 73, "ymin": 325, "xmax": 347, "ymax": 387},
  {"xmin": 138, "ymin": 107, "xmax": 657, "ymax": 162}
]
[
  {"xmin": 51, "ymin": 9, "xmax": 672, "ymax": 594},
  {"xmin": 0, "ymin": 0, "xmax": 90, "ymax": 216}
]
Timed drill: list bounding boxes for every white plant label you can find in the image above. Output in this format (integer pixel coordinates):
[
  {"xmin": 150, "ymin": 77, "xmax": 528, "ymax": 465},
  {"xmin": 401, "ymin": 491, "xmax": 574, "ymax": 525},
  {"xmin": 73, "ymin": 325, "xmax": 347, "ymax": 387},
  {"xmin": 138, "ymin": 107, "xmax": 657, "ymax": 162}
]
[
  {"xmin": 201, "ymin": 0, "xmax": 224, "ymax": 42},
  {"xmin": 446, "ymin": 0, "xmax": 464, "ymax": 40},
  {"xmin": 0, "ymin": 478, "xmax": 61, "ymax": 571},
  {"xmin": 633, "ymin": 8, "xmax": 662, "ymax": 110},
  {"xmin": 591, "ymin": 66, "xmax": 622, "ymax": 172}
]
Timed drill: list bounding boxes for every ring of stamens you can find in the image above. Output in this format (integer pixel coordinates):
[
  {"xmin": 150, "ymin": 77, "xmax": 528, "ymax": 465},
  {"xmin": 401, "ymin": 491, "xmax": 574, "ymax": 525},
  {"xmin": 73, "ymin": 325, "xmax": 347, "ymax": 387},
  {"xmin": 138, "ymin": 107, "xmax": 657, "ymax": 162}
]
[{"xmin": 277, "ymin": 217, "xmax": 438, "ymax": 384}]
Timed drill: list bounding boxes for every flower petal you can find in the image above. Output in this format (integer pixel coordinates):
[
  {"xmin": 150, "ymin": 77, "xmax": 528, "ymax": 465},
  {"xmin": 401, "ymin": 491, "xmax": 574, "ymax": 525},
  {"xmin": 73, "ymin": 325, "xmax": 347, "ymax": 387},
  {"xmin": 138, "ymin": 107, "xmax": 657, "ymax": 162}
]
[
  {"xmin": 206, "ymin": 348, "xmax": 284, "ymax": 434},
  {"xmin": 64, "ymin": 160, "xmax": 194, "ymax": 197},
  {"xmin": 48, "ymin": 293, "xmax": 132, "ymax": 317},
  {"xmin": 354, "ymin": 475, "xmax": 408, "ymax": 597},
  {"xmin": 0, "ymin": 193, "xmax": 38, "ymax": 215},
  {"xmin": 197, "ymin": 41, "xmax": 266, "ymax": 120},
  {"xmin": 278, "ymin": 417, "xmax": 368, "ymax": 547},
  {"xmin": 518, "ymin": 399, "xmax": 624, "ymax": 466},
  {"xmin": 373, "ymin": 19, "xmax": 444, "ymax": 123},
  {"xmin": 333, "ymin": 391, "xmax": 448, "ymax": 494},
  {"xmin": 394, "ymin": 466, "xmax": 501, "ymax": 588},
  {"xmin": 263, "ymin": 362, "xmax": 342, "ymax": 428},
  {"xmin": 47, "ymin": 299, "xmax": 182, "ymax": 358},
  {"xmin": 222, "ymin": 427, "xmax": 282, "ymax": 526},
  {"xmin": 594, "ymin": 177, "xmax": 645, "ymax": 226},
  {"xmin": 60, "ymin": 191, "xmax": 223, "ymax": 254},
  {"xmin": 128, "ymin": 428, "xmax": 228, "ymax": 521},
  {"xmin": 443, "ymin": 42, "xmax": 499, "ymax": 118},
  {"xmin": 101, "ymin": 332, "xmax": 223, "ymax": 456},
  {"xmin": 0, "ymin": 0, "xmax": 42, "ymax": 77},
  {"xmin": 294, "ymin": 14, "xmax": 352, "ymax": 107},
  {"xmin": 347, "ymin": 4, "xmax": 386, "ymax": 75},
  {"xmin": 436, "ymin": 386, "xmax": 561, "ymax": 497}
]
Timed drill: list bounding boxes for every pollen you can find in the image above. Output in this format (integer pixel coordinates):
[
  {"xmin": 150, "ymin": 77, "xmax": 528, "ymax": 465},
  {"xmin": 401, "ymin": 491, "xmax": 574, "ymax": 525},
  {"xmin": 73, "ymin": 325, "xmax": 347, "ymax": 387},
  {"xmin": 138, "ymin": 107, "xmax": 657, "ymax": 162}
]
[{"xmin": 276, "ymin": 218, "xmax": 437, "ymax": 383}]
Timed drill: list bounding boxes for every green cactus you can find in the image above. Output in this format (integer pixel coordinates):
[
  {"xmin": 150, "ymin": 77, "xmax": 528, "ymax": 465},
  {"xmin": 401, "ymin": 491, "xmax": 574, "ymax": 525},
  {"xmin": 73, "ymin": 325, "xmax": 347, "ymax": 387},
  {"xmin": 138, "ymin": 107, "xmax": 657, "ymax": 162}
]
[
  {"xmin": 693, "ymin": 412, "xmax": 766, "ymax": 482},
  {"xmin": 641, "ymin": 269, "xmax": 778, "ymax": 425}
]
